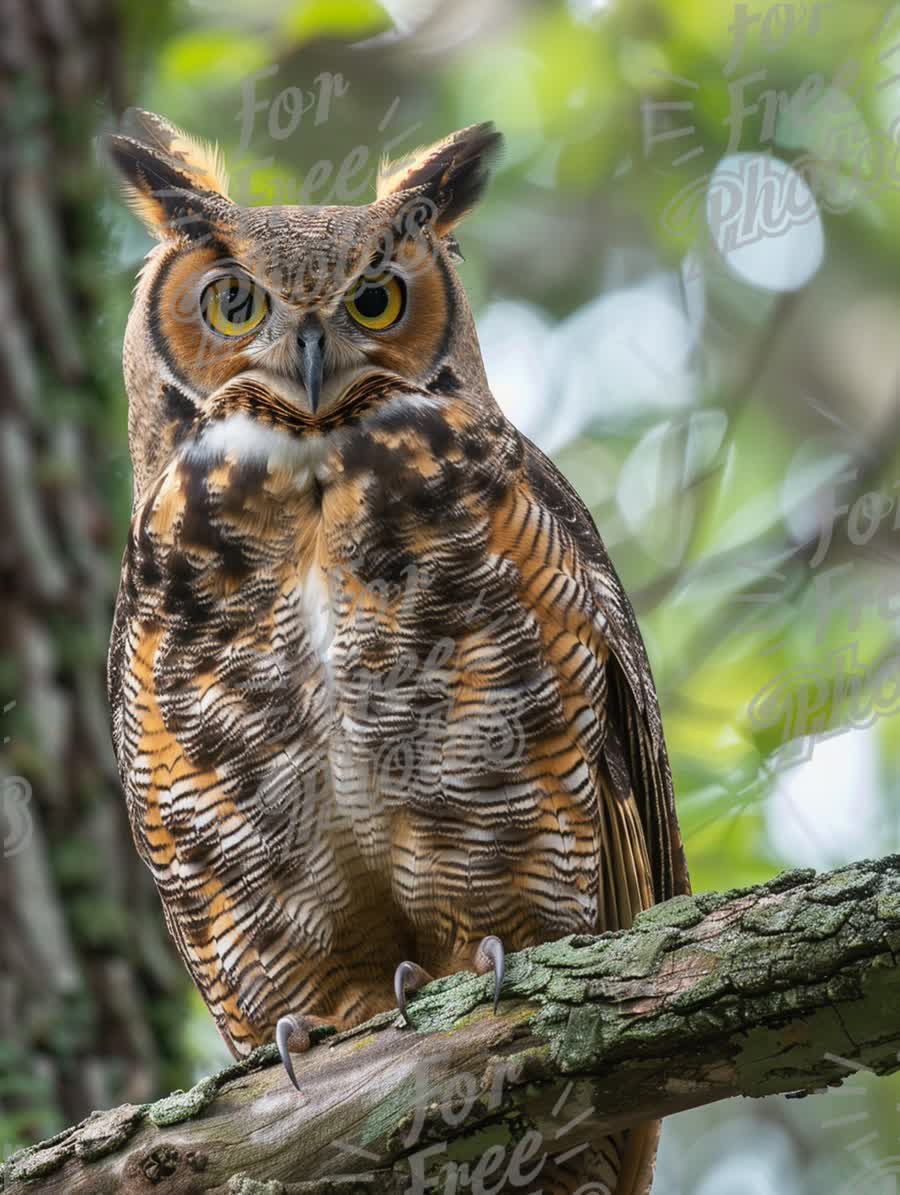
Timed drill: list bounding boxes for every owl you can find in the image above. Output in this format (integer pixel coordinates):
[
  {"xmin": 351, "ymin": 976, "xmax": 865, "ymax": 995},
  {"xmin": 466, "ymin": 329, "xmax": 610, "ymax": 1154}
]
[{"xmin": 105, "ymin": 108, "xmax": 689, "ymax": 1194}]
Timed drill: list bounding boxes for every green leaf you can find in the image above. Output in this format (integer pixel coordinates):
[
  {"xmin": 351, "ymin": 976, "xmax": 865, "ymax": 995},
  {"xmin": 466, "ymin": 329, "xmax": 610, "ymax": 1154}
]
[
  {"xmin": 282, "ymin": 0, "xmax": 390, "ymax": 42},
  {"xmin": 160, "ymin": 32, "xmax": 269, "ymax": 87}
]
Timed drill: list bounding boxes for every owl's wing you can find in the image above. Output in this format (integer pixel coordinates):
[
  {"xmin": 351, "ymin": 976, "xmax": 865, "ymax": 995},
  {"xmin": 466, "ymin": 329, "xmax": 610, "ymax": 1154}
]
[{"xmin": 519, "ymin": 435, "xmax": 690, "ymax": 905}]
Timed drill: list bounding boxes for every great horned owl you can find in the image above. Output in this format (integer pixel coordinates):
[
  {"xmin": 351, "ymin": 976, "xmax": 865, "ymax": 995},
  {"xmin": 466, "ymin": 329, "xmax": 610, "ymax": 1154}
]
[{"xmin": 105, "ymin": 108, "xmax": 688, "ymax": 1193}]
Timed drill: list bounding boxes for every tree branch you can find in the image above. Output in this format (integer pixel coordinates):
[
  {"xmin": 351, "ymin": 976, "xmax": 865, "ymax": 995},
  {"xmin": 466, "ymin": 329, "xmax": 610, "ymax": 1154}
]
[{"xmin": 4, "ymin": 856, "xmax": 898, "ymax": 1194}]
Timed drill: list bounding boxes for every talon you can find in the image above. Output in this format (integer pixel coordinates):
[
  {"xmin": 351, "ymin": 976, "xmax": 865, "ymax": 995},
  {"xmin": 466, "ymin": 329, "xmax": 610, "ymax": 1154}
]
[
  {"xmin": 276, "ymin": 1014, "xmax": 306, "ymax": 1093},
  {"xmin": 275, "ymin": 1011, "xmax": 340, "ymax": 1093},
  {"xmin": 393, "ymin": 959, "xmax": 433, "ymax": 1027},
  {"xmin": 474, "ymin": 935, "xmax": 505, "ymax": 1013}
]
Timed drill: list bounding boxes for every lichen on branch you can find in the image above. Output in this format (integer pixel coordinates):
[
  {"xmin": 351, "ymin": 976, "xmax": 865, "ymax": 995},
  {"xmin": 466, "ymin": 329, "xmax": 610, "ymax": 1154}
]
[{"xmin": 3, "ymin": 856, "xmax": 898, "ymax": 1194}]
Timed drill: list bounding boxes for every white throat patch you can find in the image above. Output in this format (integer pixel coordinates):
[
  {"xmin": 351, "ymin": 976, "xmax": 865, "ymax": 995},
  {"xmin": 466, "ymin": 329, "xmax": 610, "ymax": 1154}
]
[{"xmin": 190, "ymin": 413, "xmax": 330, "ymax": 485}]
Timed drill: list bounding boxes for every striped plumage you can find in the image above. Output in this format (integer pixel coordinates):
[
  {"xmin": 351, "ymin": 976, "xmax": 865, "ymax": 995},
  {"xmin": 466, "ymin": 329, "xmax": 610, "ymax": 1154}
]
[{"xmin": 105, "ymin": 110, "xmax": 688, "ymax": 1194}]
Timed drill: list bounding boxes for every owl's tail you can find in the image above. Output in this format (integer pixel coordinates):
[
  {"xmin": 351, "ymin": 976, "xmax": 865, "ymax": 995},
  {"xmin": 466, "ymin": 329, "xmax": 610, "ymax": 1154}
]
[
  {"xmin": 538, "ymin": 1121, "xmax": 661, "ymax": 1195},
  {"xmin": 616, "ymin": 1121, "xmax": 661, "ymax": 1193}
]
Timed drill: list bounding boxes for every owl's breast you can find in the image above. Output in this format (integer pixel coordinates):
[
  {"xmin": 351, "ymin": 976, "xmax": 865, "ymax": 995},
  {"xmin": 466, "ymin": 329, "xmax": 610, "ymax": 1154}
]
[
  {"xmin": 111, "ymin": 420, "xmax": 400, "ymax": 871},
  {"xmin": 111, "ymin": 399, "xmax": 519, "ymax": 885}
]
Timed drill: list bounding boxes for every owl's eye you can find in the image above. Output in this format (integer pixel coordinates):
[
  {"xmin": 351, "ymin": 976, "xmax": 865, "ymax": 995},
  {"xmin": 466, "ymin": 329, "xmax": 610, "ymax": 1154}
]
[
  {"xmin": 344, "ymin": 273, "xmax": 405, "ymax": 331},
  {"xmin": 201, "ymin": 275, "xmax": 268, "ymax": 337}
]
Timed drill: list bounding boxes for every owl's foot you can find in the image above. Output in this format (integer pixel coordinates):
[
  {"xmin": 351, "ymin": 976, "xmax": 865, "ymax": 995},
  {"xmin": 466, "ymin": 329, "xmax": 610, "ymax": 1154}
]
[
  {"xmin": 393, "ymin": 960, "xmax": 433, "ymax": 1026},
  {"xmin": 393, "ymin": 937, "xmax": 505, "ymax": 1027},
  {"xmin": 474, "ymin": 934, "xmax": 505, "ymax": 1013},
  {"xmin": 276, "ymin": 1013, "xmax": 340, "ymax": 1093}
]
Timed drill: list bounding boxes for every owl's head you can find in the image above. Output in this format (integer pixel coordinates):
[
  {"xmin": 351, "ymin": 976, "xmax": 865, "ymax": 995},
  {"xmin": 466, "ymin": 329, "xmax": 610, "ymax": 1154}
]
[{"xmin": 105, "ymin": 109, "xmax": 503, "ymax": 495}]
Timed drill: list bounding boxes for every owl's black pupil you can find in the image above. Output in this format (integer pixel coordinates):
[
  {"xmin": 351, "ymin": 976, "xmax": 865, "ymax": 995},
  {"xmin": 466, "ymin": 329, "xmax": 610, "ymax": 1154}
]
[
  {"xmin": 224, "ymin": 283, "xmax": 253, "ymax": 321},
  {"xmin": 355, "ymin": 285, "xmax": 389, "ymax": 319}
]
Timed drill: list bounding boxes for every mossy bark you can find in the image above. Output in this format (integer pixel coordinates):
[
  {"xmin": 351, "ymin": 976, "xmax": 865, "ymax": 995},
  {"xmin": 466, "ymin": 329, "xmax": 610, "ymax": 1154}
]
[{"xmin": 3, "ymin": 856, "xmax": 898, "ymax": 1193}]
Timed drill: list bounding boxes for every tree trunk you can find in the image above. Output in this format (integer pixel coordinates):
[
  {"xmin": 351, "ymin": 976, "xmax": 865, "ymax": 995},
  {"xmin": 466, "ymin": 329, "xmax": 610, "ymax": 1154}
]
[
  {"xmin": 3, "ymin": 856, "xmax": 897, "ymax": 1193},
  {"xmin": 0, "ymin": 0, "xmax": 190, "ymax": 1151}
]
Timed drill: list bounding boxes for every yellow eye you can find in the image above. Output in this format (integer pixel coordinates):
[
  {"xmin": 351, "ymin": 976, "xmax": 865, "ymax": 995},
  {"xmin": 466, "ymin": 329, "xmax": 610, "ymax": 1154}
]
[
  {"xmin": 344, "ymin": 273, "xmax": 405, "ymax": 331},
  {"xmin": 201, "ymin": 275, "xmax": 268, "ymax": 337}
]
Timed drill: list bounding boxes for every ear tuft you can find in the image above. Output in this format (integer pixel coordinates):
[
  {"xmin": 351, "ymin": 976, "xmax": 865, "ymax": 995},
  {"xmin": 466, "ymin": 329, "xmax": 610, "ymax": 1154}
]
[
  {"xmin": 121, "ymin": 108, "xmax": 230, "ymax": 199},
  {"xmin": 102, "ymin": 110, "xmax": 231, "ymax": 241},
  {"xmin": 104, "ymin": 130, "xmax": 222, "ymax": 240},
  {"xmin": 376, "ymin": 122, "xmax": 503, "ymax": 234}
]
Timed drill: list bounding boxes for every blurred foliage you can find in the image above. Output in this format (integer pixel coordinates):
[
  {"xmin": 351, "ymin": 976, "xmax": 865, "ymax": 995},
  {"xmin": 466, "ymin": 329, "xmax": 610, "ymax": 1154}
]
[{"xmin": 89, "ymin": 0, "xmax": 900, "ymax": 1191}]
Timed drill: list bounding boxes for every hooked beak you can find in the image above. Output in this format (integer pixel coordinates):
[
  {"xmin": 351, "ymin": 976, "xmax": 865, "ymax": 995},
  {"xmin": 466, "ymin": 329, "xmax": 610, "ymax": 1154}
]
[{"xmin": 297, "ymin": 315, "xmax": 325, "ymax": 414}]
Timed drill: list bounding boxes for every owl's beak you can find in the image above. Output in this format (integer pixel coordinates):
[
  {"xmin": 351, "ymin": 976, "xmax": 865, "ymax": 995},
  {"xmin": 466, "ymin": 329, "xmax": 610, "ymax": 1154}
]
[{"xmin": 296, "ymin": 316, "xmax": 325, "ymax": 414}]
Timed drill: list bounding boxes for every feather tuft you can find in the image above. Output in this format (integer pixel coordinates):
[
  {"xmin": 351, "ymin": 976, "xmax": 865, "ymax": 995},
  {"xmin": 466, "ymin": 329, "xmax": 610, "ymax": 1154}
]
[{"xmin": 121, "ymin": 108, "xmax": 230, "ymax": 198}]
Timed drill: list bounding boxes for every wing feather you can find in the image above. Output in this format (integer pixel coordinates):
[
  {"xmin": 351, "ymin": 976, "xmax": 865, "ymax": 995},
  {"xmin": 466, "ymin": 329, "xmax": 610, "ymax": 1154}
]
[{"xmin": 520, "ymin": 436, "xmax": 690, "ymax": 903}]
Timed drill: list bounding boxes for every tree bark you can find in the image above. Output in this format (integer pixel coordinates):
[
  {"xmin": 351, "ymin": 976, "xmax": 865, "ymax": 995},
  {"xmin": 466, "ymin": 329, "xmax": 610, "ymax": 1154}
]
[
  {"xmin": 0, "ymin": 0, "xmax": 190, "ymax": 1148},
  {"xmin": 3, "ymin": 855, "xmax": 897, "ymax": 1194}
]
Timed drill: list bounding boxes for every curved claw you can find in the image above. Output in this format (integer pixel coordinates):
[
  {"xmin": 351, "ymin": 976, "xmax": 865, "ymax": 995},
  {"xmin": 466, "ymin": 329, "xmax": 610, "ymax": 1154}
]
[
  {"xmin": 476, "ymin": 935, "xmax": 505, "ymax": 1013},
  {"xmin": 394, "ymin": 960, "xmax": 416, "ymax": 1027},
  {"xmin": 394, "ymin": 959, "xmax": 432, "ymax": 1027},
  {"xmin": 276, "ymin": 1015, "xmax": 302, "ymax": 1093}
]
